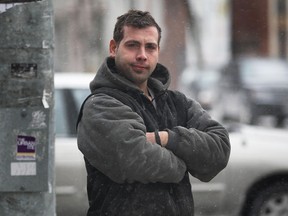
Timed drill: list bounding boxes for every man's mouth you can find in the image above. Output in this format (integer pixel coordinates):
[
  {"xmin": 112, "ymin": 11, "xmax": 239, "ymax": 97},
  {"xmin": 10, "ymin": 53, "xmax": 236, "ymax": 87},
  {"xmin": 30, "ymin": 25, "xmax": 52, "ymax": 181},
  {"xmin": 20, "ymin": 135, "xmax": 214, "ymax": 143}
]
[{"xmin": 132, "ymin": 64, "xmax": 148, "ymax": 70}]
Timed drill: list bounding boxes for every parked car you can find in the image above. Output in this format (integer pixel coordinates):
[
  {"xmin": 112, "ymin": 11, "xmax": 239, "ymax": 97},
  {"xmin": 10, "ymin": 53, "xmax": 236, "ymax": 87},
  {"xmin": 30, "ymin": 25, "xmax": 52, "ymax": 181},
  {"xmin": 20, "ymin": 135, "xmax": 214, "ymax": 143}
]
[
  {"xmin": 178, "ymin": 66, "xmax": 220, "ymax": 111},
  {"xmin": 192, "ymin": 124, "xmax": 288, "ymax": 216},
  {"xmin": 55, "ymin": 73, "xmax": 288, "ymax": 216},
  {"xmin": 55, "ymin": 73, "xmax": 93, "ymax": 216},
  {"xmin": 216, "ymin": 58, "xmax": 288, "ymax": 127}
]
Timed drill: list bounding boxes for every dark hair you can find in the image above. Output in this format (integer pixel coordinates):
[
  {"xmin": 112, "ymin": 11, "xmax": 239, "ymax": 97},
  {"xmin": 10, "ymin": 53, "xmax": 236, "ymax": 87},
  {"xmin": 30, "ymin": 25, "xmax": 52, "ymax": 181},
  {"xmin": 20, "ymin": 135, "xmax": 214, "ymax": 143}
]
[{"xmin": 113, "ymin": 9, "xmax": 162, "ymax": 45}]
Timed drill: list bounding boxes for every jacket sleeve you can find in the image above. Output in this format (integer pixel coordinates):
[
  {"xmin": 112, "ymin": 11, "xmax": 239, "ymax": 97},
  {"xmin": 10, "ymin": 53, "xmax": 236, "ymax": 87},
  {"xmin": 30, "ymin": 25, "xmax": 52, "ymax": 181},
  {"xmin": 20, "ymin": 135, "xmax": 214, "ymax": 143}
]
[
  {"xmin": 77, "ymin": 93, "xmax": 187, "ymax": 184},
  {"xmin": 165, "ymin": 93, "xmax": 231, "ymax": 182}
]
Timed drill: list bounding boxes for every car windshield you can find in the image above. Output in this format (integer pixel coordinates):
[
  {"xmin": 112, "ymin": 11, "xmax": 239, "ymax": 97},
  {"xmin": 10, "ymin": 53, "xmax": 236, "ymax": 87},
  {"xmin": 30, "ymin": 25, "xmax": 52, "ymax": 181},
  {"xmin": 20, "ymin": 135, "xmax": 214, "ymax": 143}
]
[
  {"xmin": 240, "ymin": 60, "xmax": 288, "ymax": 85},
  {"xmin": 55, "ymin": 88, "xmax": 90, "ymax": 137}
]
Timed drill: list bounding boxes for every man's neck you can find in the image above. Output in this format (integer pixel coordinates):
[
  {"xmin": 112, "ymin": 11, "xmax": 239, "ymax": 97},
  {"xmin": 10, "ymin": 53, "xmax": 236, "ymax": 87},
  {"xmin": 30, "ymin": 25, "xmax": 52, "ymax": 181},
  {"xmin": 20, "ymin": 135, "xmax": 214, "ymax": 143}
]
[{"xmin": 138, "ymin": 82, "xmax": 149, "ymax": 96}]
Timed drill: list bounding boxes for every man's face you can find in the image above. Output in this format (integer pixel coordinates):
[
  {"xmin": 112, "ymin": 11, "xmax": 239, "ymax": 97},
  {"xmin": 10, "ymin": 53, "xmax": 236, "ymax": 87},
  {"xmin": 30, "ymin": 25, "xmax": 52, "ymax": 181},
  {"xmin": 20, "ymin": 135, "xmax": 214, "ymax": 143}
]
[{"xmin": 109, "ymin": 26, "xmax": 160, "ymax": 90}]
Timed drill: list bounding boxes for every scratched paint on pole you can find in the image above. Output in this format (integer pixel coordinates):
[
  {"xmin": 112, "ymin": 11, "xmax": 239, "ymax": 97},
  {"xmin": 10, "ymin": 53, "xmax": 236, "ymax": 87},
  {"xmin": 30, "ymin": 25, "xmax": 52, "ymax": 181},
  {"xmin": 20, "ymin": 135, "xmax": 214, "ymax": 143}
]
[{"xmin": 11, "ymin": 63, "xmax": 37, "ymax": 79}]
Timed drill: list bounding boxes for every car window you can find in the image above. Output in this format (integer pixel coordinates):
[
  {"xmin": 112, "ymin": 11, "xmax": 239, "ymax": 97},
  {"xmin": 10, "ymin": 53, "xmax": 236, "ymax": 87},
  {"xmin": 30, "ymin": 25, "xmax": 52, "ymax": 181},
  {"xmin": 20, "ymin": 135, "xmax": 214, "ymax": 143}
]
[
  {"xmin": 55, "ymin": 88, "xmax": 90, "ymax": 137},
  {"xmin": 240, "ymin": 60, "xmax": 288, "ymax": 85},
  {"xmin": 73, "ymin": 89, "xmax": 91, "ymax": 112},
  {"xmin": 55, "ymin": 89, "xmax": 68, "ymax": 136}
]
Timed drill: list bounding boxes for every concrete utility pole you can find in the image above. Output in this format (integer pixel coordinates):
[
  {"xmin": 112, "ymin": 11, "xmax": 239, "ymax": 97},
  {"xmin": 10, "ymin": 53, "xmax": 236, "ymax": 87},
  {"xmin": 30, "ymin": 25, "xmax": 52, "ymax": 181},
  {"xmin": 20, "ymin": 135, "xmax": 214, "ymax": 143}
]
[{"xmin": 0, "ymin": 0, "xmax": 55, "ymax": 215}]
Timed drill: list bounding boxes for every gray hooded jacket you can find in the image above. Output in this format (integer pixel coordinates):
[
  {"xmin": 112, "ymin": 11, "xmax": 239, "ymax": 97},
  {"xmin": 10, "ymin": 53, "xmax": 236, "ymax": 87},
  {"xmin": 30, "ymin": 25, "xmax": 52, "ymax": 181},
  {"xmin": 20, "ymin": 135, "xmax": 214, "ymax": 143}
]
[{"xmin": 77, "ymin": 57, "xmax": 230, "ymax": 216}]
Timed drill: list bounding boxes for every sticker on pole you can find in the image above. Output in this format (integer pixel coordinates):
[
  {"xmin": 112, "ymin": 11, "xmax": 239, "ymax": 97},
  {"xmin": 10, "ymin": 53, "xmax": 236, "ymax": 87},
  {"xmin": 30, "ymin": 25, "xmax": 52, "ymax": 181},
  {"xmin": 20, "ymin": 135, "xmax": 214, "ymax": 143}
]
[
  {"xmin": 16, "ymin": 135, "xmax": 36, "ymax": 160},
  {"xmin": 11, "ymin": 162, "xmax": 36, "ymax": 176},
  {"xmin": 11, "ymin": 63, "xmax": 37, "ymax": 79}
]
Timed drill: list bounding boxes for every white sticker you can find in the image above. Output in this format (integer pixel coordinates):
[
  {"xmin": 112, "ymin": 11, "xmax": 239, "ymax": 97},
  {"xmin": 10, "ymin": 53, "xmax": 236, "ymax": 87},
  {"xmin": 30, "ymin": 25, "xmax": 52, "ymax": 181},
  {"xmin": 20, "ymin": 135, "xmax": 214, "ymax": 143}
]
[
  {"xmin": 11, "ymin": 162, "xmax": 36, "ymax": 176},
  {"xmin": 42, "ymin": 89, "xmax": 50, "ymax": 109},
  {"xmin": 29, "ymin": 110, "xmax": 47, "ymax": 129}
]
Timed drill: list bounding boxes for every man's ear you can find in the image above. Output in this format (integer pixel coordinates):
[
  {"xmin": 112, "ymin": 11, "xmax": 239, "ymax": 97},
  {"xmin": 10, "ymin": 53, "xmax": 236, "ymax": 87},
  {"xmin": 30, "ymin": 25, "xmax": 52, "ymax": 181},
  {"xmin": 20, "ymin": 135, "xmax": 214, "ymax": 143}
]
[{"xmin": 109, "ymin": 39, "xmax": 117, "ymax": 57}]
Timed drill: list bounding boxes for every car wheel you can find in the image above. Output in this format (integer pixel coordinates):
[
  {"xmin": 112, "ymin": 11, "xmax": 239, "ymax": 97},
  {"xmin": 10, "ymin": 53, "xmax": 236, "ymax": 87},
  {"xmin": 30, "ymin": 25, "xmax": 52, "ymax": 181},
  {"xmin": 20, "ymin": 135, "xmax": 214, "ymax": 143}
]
[
  {"xmin": 275, "ymin": 116, "xmax": 285, "ymax": 128},
  {"xmin": 245, "ymin": 181, "xmax": 288, "ymax": 216}
]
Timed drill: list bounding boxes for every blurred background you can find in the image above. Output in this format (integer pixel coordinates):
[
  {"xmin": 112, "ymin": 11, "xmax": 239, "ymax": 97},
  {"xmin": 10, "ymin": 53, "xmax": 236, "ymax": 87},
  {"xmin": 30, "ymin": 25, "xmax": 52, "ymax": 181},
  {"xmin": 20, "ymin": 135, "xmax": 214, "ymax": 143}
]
[
  {"xmin": 1, "ymin": 0, "xmax": 286, "ymax": 126},
  {"xmin": 51, "ymin": 2, "xmax": 288, "ymax": 215},
  {"xmin": 52, "ymin": 0, "xmax": 288, "ymax": 128},
  {"xmin": 52, "ymin": 0, "xmax": 229, "ymax": 88}
]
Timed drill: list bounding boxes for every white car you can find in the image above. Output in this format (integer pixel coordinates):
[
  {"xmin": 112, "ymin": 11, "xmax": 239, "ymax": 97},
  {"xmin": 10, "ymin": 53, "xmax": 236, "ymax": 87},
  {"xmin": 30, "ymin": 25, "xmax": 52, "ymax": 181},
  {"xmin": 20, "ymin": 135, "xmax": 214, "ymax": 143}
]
[
  {"xmin": 55, "ymin": 73, "xmax": 288, "ymax": 216},
  {"xmin": 191, "ymin": 124, "xmax": 288, "ymax": 216},
  {"xmin": 55, "ymin": 73, "xmax": 92, "ymax": 216}
]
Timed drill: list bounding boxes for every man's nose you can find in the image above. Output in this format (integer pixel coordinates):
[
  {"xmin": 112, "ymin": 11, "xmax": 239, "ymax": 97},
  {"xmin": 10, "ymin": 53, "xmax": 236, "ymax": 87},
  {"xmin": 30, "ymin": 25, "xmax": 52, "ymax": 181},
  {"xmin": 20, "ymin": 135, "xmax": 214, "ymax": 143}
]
[{"xmin": 136, "ymin": 47, "xmax": 147, "ymax": 61}]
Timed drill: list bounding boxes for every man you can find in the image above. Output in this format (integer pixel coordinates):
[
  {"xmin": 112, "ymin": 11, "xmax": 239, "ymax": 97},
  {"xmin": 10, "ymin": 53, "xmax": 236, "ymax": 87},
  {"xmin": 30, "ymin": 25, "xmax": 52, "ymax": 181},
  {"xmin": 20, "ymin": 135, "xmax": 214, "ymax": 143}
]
[{"xmin": 77, "ymin": 9, "xmax": 230, "ymax": 216}]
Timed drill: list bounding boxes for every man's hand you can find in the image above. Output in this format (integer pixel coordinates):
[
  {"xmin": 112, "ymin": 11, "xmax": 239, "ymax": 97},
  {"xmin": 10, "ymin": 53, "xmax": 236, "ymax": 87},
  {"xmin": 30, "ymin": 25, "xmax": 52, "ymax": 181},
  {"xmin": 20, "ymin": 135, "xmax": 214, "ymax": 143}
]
[{"xmin": 146, "ymin": 131, "xmax": 168, "ymax": 147}]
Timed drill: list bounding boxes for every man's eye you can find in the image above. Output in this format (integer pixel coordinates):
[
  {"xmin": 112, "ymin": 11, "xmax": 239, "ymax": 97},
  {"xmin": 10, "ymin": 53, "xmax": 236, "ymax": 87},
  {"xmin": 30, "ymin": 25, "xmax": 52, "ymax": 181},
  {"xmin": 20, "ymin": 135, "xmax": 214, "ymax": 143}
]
[
  {"xmin": 127, "ymin": 43, "xmax": 138, "ymax": 48},
  {"xmin": 146, "ymin": 45, "xmax": 157, "ymax": 50}
]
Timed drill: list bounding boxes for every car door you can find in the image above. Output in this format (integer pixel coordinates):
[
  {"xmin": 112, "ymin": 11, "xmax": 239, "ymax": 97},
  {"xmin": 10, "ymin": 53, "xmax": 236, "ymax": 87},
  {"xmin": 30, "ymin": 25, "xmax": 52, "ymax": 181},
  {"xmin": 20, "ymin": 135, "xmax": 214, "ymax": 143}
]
[
  {"xmin": 190, "ymin": 170, "xmax": 227, "ymax": 215},
  {"xmin": 55, "ymin": 87, "xmax": 90, "ymax": 216}
]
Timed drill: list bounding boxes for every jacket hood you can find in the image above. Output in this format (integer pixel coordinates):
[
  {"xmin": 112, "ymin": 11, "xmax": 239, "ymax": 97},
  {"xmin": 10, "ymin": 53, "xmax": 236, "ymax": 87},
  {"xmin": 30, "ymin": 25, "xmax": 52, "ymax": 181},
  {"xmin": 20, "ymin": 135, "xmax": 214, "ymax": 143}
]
[{"xmin": 90, "ymin": 57, "xmax": 171, "ymax": 93}]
